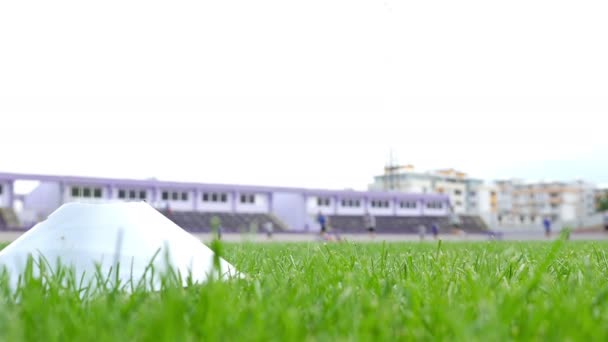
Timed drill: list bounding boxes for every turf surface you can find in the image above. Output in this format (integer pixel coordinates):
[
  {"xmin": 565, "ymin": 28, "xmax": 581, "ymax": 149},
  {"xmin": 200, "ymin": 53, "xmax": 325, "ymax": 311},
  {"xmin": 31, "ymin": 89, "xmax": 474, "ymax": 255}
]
[{"xmin": 1, "ymin": 237, "xmax": 607, "ymax": 341}]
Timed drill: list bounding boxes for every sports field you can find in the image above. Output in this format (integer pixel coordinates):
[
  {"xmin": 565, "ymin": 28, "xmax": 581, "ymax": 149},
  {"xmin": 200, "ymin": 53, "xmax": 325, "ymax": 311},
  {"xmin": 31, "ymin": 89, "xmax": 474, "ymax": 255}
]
[{"xmin": 1, "ymin": 236, "xmax": 607, "ymax": 340}]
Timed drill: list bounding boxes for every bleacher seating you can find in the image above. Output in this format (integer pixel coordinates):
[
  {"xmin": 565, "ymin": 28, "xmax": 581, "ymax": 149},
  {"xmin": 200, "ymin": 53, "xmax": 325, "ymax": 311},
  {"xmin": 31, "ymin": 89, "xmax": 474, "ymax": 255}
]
[
  {"xmin": 159, "ymin": 210, "xmax": 288, "ymax": 233},
  {"xmin": 0, "ymin": 207, "xmax": 20, "ymax": 230},
  {"xmin": 327, "ymin": 214, "xmax": 487, "ymax": 234},
  {"xmin": 455, "ymin": 215, "xmax": 488, "ymax": 233}
]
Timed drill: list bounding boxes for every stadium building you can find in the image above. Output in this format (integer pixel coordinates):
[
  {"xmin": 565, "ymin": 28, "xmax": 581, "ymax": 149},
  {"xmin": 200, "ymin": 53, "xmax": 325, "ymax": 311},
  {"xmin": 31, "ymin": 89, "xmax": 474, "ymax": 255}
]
[{"xmin": 0, "ymin": 172, "xmax": 488, "ymax": 234}]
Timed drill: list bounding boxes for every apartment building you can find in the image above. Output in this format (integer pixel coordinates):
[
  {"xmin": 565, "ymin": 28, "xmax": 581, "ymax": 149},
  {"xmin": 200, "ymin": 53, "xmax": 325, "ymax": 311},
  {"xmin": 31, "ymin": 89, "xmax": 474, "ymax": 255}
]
[
  {"xmin": 495, "ymin": 180, "xmax": 596, "ymax": 225},
  {"xmin": 369, "ymin": 166, "xmax": 484, "ymax": 214}
]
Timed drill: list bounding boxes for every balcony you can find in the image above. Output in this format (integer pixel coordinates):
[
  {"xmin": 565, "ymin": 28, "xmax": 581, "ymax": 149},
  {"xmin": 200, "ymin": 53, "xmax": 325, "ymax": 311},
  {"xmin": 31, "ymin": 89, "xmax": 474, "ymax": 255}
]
[{"xmin": 549, "ymin": 197, "xmax": 562, "ymax": 204}]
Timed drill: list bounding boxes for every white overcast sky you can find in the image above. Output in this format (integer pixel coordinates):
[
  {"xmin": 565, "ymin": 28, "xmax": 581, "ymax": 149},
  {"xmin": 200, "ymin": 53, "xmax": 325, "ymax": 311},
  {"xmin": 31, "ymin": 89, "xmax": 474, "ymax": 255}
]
[{"xmin": 1, "ymin": 0, "xmax": 607, "ymax": 190}]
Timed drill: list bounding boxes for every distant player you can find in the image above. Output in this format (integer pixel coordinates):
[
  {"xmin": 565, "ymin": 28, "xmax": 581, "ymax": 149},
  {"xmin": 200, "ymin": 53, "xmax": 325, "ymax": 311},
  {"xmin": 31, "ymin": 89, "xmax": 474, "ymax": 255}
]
[
  {"xmin": 264, "ymin": 221, "xmax": 274, "ymax": 239},
  {"xmin": 418, "ymin": 224, "xmax": 426, "ymax": 241},
  {"xmin": 431, "ymin": 223, "xmax": 439, "ymax": 239},
  {"xmin": 317, "ymin": 212, "xmax": 327, "ymax": 235},
  {"xmin": 543, "ymin": 217, "xmax": 551, "ymax": 238},
  {"xmin": 364, "ymin": 212, "xmax": 376, "ymax": 238},
  {"xmin": 604, "ymin": 212, "xmax": 608, "ymax": 231}
]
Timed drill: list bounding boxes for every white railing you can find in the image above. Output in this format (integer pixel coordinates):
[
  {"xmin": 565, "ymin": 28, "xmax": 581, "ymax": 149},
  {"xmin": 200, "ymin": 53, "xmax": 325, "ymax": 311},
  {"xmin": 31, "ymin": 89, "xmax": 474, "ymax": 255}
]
[
  {"xmin": 490, "ymin": 212, "xmax": 607, "ymax": 233},
  {"xmin": 560, "ymin": 212, "xmax": 605, "ymax": 230}
]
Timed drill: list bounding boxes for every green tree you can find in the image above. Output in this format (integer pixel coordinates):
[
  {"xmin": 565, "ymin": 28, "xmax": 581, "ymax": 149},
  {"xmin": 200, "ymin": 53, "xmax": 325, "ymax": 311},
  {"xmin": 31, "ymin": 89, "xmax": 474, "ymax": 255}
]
[{"xmin": 598, "ymin": 195, "xmax": 608, "ymax": 212}]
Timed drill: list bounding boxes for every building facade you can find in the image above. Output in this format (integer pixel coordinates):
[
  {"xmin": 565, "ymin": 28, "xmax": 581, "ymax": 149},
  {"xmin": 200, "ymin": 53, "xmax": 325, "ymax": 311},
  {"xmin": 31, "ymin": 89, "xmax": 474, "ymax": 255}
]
[
  {"xmin": 369, "ymin": 166, "xmax": 484, "ymax": 215},
  {"xmin": 495, "ymin": 180, "xmax": 596, "ymax": 226},
  {"xmin": 0, "ymin": 172, "xmax": 451, "ymax": 231}
]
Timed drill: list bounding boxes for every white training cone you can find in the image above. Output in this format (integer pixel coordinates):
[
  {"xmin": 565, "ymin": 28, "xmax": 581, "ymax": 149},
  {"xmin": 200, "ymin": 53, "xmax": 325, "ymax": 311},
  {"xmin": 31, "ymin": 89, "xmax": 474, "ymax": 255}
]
[{"xmin": 0, "ymin": 202, "xmax": 240, "ymax": 292}]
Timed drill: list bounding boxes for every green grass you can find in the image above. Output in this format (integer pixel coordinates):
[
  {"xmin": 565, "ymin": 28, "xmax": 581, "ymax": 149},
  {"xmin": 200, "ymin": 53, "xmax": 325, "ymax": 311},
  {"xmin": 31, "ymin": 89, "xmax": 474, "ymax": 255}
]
[{"xmin": 1, "ymin": 238, "xmax": 608, "ymax": 341}]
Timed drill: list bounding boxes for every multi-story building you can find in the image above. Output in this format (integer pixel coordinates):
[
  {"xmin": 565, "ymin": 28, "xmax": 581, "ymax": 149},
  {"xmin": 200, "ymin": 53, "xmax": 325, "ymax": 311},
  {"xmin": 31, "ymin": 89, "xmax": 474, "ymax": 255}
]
[
  {"xmin": 369, "ymin": 166, "xmax": 484, "ymax": 214},
  {"xmin": 495, "ymin": 180, "xmax": 596, "ymax": 225},
  {"xmin": 370, "ymin": 164, "xmax": 599, "ymax": 228},
  {"xmin": 474, "ymin": 182, "xmax": 499, "ymax": 227}
]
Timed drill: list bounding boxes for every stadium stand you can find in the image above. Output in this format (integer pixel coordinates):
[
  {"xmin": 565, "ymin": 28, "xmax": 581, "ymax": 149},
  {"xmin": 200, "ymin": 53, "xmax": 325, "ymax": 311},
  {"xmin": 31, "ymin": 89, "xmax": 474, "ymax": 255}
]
[
  {"xmin": 0, "ymin": 208, "xmax": 20, "ymax": 230},
  {"xmin": 0, "ymin": 212, "xmax": 5, "ymax": 230},
  {"xmin": 327, "ymin": 214, "xmax": 487, "ymax": 234},
  {"xmin": 456, "ymin": 215, "xmax": 489, "ymax": 233},
  {"xmin": 159, "ymin": 210, "xmax": 288, "ymax": 233}
]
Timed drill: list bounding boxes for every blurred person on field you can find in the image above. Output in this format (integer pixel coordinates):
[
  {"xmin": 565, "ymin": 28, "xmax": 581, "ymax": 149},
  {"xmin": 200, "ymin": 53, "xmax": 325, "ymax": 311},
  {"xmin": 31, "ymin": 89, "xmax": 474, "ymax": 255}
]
[
  {"xmin": 211, "ymin": 216, "xmax": 222, "ymax": 240},
  {"xmin": 543, "ymin": 217, "xmax": 552, "ymax": 238},
  {"xmin": 364, "ymin": 211, "xmax": 376, "ymax": 238},
  {"xmin": 317, "ymin": 211, "xmax": 327, "ymax": 236},
  {"xmin": 418, "ymin": 224, "xmax": 426, "ymax": 241},
  {"xmin": 431, "ymin": 223, "xmax": 439, "ymax": 239},
  {"xmin": 264, "ymin": 221, "xmax": 274, "ymax": 239}
]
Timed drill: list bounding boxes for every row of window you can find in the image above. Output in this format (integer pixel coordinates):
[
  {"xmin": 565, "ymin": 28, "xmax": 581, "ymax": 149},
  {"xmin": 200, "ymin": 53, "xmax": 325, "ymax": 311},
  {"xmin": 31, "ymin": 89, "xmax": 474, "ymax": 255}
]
[
  {"xmin": 240, "ymin": 194, "xmax": 256, "ymax": 204},
  {"xmin": 371, "ymin": 200, "xmax": 390, "ymax": 208},
  {"xmin": 317, "ymin": 197, "xmax": 331, "ymax": 207},
  {"xmin": 498, "ymin": 215, "xmax": 557, "ymax": 223},
  {"xmin": 70, "ymin": 187, "xmax": 259, "ymax": 204},
  {"xmin": 317, "ymin": 197, "xmax": 443, "ymax": 210},
  {"xmin": 162, "ymin": 191, "xmax": 189, "ymax": 201},
  {"xmin": 71, "ymin": 187, "xmax": 103, "ymax": 198},
  {"xmin": 119, "ymin": 189, "xmax": 147, "ymax": 200},
  {"xmin": 67, "ymin": 186, "xmax": 446, "ymax": 210},
  {"xmin": 426, "ymin": 202, "xmax": 444, "ymax": 209},
  {"xmin": 202, "ymin": 192, "xmax": 228, "ymax": 203},
  {"xmin": 341, "ymin": 199, "xmax": 361, "ymax": 208},
  {"xmin": 512, "ymin": 192, "xmax": 561, "ymax": 200},
  {"xmin": 201, "ymin": 193, "xmax": 257, "ymax": 204},
  {"xmin": 69, "ymin": 185, "xmax": 445, "ymax": 210},
  {"xmin": 399, "ymin": 201, "xmax": 418, "ymax": 209}
]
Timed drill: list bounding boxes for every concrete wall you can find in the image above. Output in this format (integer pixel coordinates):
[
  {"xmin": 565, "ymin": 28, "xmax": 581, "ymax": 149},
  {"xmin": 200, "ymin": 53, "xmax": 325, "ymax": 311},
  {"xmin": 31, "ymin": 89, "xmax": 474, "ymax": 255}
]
[
  {"xmin": 273, "ymin": 192, "xmax": 307, "ymax": 230},
  {"xmin": 0, "ymin": 182, "xmax": 8, "ymax": 207},
  {"xmin": 402, "ymin": 178, "xmax": 433, "ymax": 193},
  {"xmin": 560, "ymin": 203, "xmax": 576, "ymax": 222},
  {"xmin": 23, "ymin": 182, "xmax": 62, "ymax": 220},
  {"xmin": 583, "ymin": 189, "xmax": 596, "ymax": 216},
  {"xmin": 476, "ymin": 187, "xmax": 490, "ymax": 214},
  {"xmin": 465, "ymin": 182, "xmax": 482, "ymax": 213}
]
